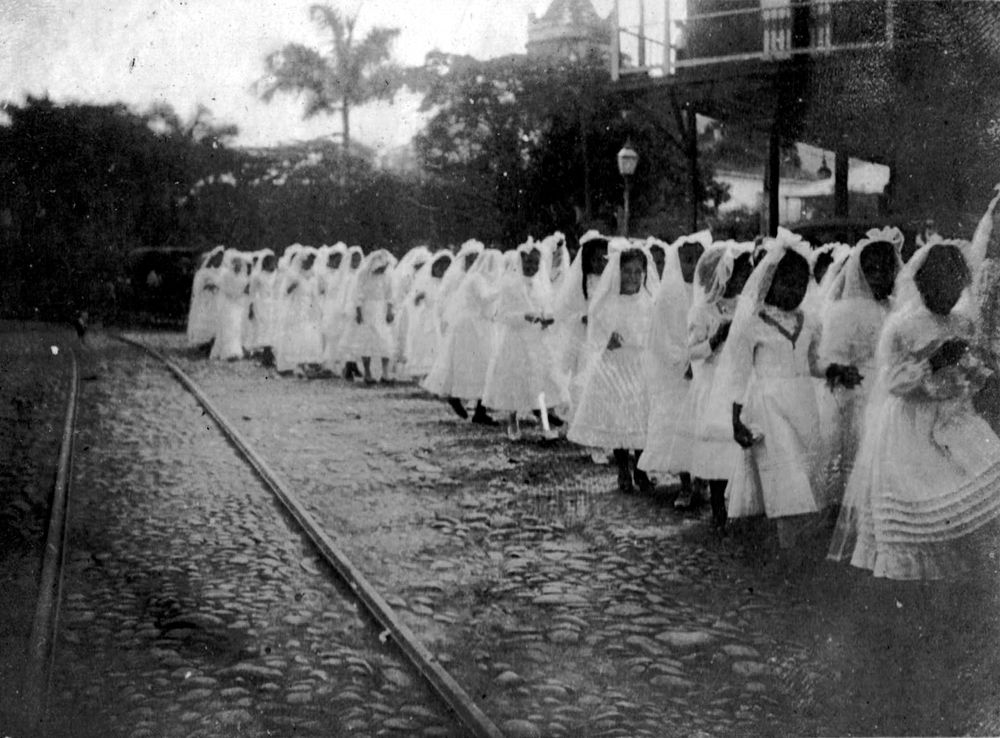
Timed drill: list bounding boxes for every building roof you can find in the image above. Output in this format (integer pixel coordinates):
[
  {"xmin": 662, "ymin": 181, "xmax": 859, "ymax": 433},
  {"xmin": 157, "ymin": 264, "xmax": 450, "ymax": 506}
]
[{"xmin": 537, "ymin": 0, "xmax": 606, "ymax": 28}]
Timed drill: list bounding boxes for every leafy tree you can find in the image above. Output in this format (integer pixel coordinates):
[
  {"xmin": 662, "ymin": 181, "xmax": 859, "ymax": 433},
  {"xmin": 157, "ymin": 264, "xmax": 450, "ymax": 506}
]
[
  {"xmin": 410, "ymin": 53, "xmax": 727, "ymax": 245},
  {"xmin": 257, "ymin": 4, "xmax": 401, "ymax": 152}
]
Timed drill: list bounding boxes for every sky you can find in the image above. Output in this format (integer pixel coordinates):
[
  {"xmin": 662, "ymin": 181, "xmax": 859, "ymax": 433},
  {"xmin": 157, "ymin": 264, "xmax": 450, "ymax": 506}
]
[{"xmin": 0, "ymin": 0, "xmax": 619, "ymax": 152}]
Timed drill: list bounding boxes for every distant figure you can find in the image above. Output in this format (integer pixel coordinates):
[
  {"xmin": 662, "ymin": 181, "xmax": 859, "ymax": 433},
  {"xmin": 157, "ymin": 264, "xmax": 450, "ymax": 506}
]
[{"xmin": 71, "ymin": 310, "xmax": 89, "ymax": 345}]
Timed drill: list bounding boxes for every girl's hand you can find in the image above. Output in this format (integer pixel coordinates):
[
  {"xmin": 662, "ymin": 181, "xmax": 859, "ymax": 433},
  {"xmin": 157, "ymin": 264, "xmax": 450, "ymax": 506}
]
[
  {"xmin": 607, "ymin": 332, "xmax": 623, "ymax": 350},
  {"xmin": 732, "ymin": 404, "xmax": 756, "ymax": 448},
  {"xmin": 826, "ymin": 363, "xmax": 864, "ymax": 389},
  {"xmin": 929, "ymin": 339, "xmax": 969, "ymax": 372},
  {"xmin": 581, "ymin": 315, "xmax": 588, "ymax": 326},
  {"xmin": 708, "ymin": 322, "xmax": 731, "ymax": 352},
  {"xmin": 414, "ymin": 292, "xmax": 426, "ymax": 306},
  {"xmin": 386, "ymin": 307, "xmax": 395, "ymax": 324}
]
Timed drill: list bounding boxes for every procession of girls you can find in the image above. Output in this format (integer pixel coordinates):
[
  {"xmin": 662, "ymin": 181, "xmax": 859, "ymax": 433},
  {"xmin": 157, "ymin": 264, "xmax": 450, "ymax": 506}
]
[{"xmin": 186, "ymin": 186, "xmax": 1000, "ymax": 583}]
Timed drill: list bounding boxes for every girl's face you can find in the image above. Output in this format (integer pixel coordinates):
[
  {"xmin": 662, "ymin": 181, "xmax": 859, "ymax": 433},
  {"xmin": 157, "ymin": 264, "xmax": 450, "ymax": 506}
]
[
  {"xmin": 915, "ymin": 245, "xmax": 968, "ymax": 315},
  {"xmin": 551, "ymin": 247, "xmax": 563, "ymax": 272},
  {"xmin": 860, "ymin": 242, "xmax": 898, "ymax": 302},
  {"xmin": 764, "ymin": 253, "xmax": 810, "ymax": 311},
  {"xmin": 208, "ymin": 251, "xmax": 225, "ymax": 268},
  {"xmin": 585, "ymin": 243, "xmax": 608, "ymax": 276},
  {"xmin": 464, "ymin": 251, "xmax": 478, "ymax": 270},
  {"xmin": 231, "ymin": 259, "xmax": 244, "ymax": 275},
  {"xmin": 678, "ymin": 242, "xmax": 705, "ymax": 284},
  {"xmin": 520, "ymin": 249, "xmax": 541, "ymax": 278},
  {"xmin": 620, "ymin": 253, "xmax": 646, "ymax": 295},
  {"xmin": 431, "ymin": 256, "xmax": 451, "ymax": 278},
  {"xmin": 650, "ymin": 246, "xmax": 666, "ymax": 279},
  {"xmin": 813, "ymin": 251, "xmax": 834, "ymax": 284},
  {"xmin": 723, "ymin": 253, "xmax": 754, "ymax": 299},
  {"xmin": 351, "ymin": 252, "xmax": 362, "ymax": 268},
  {"xmin": 413, "ymin": 260, "xmax": 426, "ymax": 273},
  {"xmin": 262, "ymin": 255, "xmax": 276, "ymax": 272},
  {"xmin": 300, "ymin": 253, "xmax": 316, "ymax": 271},
  {"xmin": 329, "ymin": 253, "xmax": 343, "ymax": 269},
  {"xmin": 373, "ymin": 264, "xmax": 388, "ymax": 275}
]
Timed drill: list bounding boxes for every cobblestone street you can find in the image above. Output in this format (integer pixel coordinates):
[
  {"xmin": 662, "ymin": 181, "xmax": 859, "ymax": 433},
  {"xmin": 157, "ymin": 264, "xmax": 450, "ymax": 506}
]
[{"xmin": 3, "ymin": 324, "xmax": 1000, "ymax": 737}]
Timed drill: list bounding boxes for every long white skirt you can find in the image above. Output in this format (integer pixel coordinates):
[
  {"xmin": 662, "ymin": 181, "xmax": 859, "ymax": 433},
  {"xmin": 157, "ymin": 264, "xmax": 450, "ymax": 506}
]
[
  {"xmin": 422, "ymin": 317, "xmax": 495, "ymax": 400},
  {"xmin": 568, "ymin": 347, "xmax": 648, "ymax": 450},
  {"xmin": 830, "ymin": 394, "xmax": 1000, "ymax": 580},
  {"xmin": 688, "ymin": 361, "xmax": 741, "ymax": 480},
  {"xmin": 339, "ymin": 299, "xmax": 395, "ymax": 359},
  {"xmin": 482, "ymin": 325, "xmax": 568, "ymax": 413},
  {"xmin": 276, "ymin": 297, "xmax": 323, "ymax": 371},
  {"xmin": 638, "ymin": 371, "xmax": 691, "ymax": 474},
  {"xmin": 404, "ymin": 303, "xmax": 440, "ymax": 378},
  {"xmin": 726, "ymin": 376, "xmax": 823, "ymax": 519},
  {"xmin": 209, "ymin": 295, "xmax": 245, "ymax": 361},
  {"xmin": 186, "ymin": 288, "xmax": 217, "ymax": 347}
]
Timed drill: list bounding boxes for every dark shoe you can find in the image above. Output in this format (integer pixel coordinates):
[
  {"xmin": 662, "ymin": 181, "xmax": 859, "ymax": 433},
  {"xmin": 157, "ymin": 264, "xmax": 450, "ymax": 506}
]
[
  {"xmin": 447, "ymin": 397, "xmax": 469, "ymax": 419},
  {"xmin": 634, "ymin": 467, "xmax": 656, "ymax": 496},
  {"xmin": 471, "ymin": 409, "xmax": 499, "ymax": 426},
  {"xmin": 673, "ymin": 487, "xmax": 704, "ymax": 511}
]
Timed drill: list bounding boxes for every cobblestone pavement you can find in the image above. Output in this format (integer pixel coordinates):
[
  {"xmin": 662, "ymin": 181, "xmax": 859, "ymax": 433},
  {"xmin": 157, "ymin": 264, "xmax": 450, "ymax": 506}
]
[
  {"xmin": 45, "ymin": 336, "xmax": 458, "ymax": 738},
  {"xmin": 139, "ymin": 331, "xmax": 1000, "ymax": 737},
  {"xmin": 5, "ymin": 324, "xmax": 1000, "ymax": 737},
  {"xmin": 0, "ymin": 323, "xmax": 76, "ymax": 729}
]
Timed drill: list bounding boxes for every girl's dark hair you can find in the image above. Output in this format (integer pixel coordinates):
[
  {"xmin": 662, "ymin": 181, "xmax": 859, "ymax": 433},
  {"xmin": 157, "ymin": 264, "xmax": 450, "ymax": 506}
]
[
  {"xmin": 581, "ymin": 238, "xmax": 609, "ymax": 300},
  {"xmin": 812, "ymin": 250, "xmax": 834, "ymax": 284},
  {"xmin": 916, "ymin": 243, "xmax": 970, "ymax": 288}
]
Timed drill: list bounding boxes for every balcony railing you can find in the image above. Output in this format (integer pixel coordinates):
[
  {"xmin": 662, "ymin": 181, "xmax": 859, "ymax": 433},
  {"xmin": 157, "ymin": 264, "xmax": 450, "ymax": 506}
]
[{"xmin": 611, "ymin": 0, "xmax": 898, "ymax": 80}]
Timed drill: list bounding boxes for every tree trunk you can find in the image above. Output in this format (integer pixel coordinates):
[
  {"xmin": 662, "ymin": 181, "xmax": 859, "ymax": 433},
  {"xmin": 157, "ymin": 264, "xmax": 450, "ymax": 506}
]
[{"xmin": 341, "ymin": 102, "xmax": 350, "ymax": 154}]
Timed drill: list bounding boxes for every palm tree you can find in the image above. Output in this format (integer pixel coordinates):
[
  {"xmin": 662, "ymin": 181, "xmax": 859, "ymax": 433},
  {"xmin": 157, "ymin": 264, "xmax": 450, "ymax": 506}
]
[{"xmin": 257, "ymin": 5, "xmax": 400, "ymax": 154}]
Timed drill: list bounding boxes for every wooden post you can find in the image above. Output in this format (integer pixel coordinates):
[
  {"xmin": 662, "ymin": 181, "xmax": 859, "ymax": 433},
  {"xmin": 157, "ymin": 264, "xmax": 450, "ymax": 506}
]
[
  {"xmin": 767, "ymin": 125, "xmax": 780, "ymax": 236},
  {"xmin": 835, "ymin": 150, "xmax": 849, "ymax": 218},
  {"xmin": 688, "ymin": 106, "xmax": 699, "ymax": 232},
  {"xmin": 638, "ymin": 0, "xmax": 646, "ymax": 69},
  {"xmin": 611, "ymin": 0, "xmax": 621, "ymax": 81},
  {"xmin": 664, "ymin": 0, "xmax": 671, "ymax": 74}
]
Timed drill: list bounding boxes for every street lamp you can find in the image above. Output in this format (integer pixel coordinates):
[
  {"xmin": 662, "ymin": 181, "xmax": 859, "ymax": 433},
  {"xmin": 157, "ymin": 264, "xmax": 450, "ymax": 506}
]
[{"xmin": 617, "ymin": 141, "xmax": 639, "ymax": 236}]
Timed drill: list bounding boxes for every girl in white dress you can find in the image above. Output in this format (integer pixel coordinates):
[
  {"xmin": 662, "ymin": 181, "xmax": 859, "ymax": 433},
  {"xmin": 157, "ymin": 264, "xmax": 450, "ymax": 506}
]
[
  {"xmin": 318, "ymin": 243, "xmax": 348, "ymax": 372},
  {"xmin": 186, "ymin": 246, "xmax": 225, "ymax": 348},
  {"xmin": 248, "ymin": 250, "xmax": 279, "ymax": 362},
  {"xmin": 275, "ymin": 247, "xmax": 324, "ymax": 375},
  {"xmin": 339, "ymin": 249, "xmax": 397, "ymax": 384},
  {"xmin": 829, "ymin": 238, "xmax": 1000, "ymax": 580},
  {"xmin": 683, "ymin": 242, "xmax": 755, "ymax": 528},
  {"xmin": 714, "ymin": 233, "xmax": 845, "ymax": 549},
  {"xmin": 568, "ymin": 241, "xmax": 656, "ymax": 493},
  {"xmin": 537, "ymin": 232, "xmax": 572, "ymax": 428},
  {"xmin": 554, "ymin": 231, "xmax": 609, "ymax": 422},
  {"xmin": 638, "ymin": 230, "xmax": 712, "ymax": 505},
  {"xmin": 422, "ymin": 248, "xmax": 503, "ymax": 424},
  {"xmin": 816, "ymin": 229, "xmax": 902, "ymax": 505},
  {"xmin": 482, "ymin": 244, "xmax": 568, "ymax": 440},
  {"xmin": 334, "ymin": 246, "xmax": 365, "ymax": 379},
  {"xmin": 390, "ymin": 246, "xmax": 432, "ymax": 376},
  {"xmin": 210, "ymin": 250, "xmax": 250, "ymax": 361},
  {"xmin": 403, "ymin": 251, "xmax": 453, "ymax": 379}
]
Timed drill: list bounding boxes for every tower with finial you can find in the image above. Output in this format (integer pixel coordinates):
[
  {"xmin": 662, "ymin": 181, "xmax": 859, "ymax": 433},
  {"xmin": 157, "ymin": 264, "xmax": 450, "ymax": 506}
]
[{"xmin": 527, "ymin": 0, "xmax": 612, "ymax": 63}]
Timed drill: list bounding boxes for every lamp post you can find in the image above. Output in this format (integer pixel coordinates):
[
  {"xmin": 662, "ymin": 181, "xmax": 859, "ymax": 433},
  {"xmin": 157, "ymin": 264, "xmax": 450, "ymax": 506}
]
[{"xmin": 617, "ymin": 141, "xmax": 639, "ymax": 236}]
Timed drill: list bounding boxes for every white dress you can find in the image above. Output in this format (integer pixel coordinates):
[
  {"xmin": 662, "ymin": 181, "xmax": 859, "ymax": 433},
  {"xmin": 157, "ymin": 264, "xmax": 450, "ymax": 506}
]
[
  {"xmin": 422, "ymin": 275, "xmax": 497, "ymax": 400},
  {"xmin": 816, "ymin": 297, "xmax": 891, "ymax": 505},
  {"xmin": 404, "ymin": 279, "xmax": 444, "ymax": 378},
  {"xmin": 248, "ymin": 271, "xmax": 279, "ymax": 351},
  {"xmin": 482, "ymin": 276, "xmax": 568, "ymax": 412},
  {"xmin": 686, "ymin": 299, "xmax": 741, "ymax": 480},
  {"xmin": 209, "ymin": 267, "xmax": 248, "ymax": 360},
  {"xmin": 275, "ymin": 272, "xmax": 324, "ymax": 371},
  {"xmin": 567, "ymin": 293, "xmax": 652, "ymax": 450},
  {"xmin": 339, "ymin": 274, "xmax": 395, "ymax": 359},
  {"xmin": 186, "ymin": 267, "xmax": 220, "ymax": 347},
  {"xmin": 638, "ymin": 283, "xmax": 694, "ymax": 473},
  {"xmin": 830, "ymin": 307, "xmax": 1000, "ymax": 580},
  {"xmin": 724, "ymin": 306, "xmax": 825, "ymax": 519}
]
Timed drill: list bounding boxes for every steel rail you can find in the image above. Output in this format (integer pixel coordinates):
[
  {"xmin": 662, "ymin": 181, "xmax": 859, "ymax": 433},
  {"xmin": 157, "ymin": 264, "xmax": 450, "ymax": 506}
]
[
  {"xmin": 23, "ymin": 347, "xmax": 79, "ymax": 732},
  {"xmin": 116, "ymin": 335, "xmax": 505, "ymax": 738}
]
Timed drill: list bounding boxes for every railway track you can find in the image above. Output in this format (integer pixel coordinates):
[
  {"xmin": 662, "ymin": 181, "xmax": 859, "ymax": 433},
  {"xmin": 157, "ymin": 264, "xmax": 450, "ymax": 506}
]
[{"xmin": 25, "ymin": 335, "xmax": 504, "ymax": 737}]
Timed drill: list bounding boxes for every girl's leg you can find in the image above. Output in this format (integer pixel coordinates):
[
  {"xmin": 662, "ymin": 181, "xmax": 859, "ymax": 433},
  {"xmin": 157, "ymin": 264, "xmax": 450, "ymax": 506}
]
[
  {"xmin": 361, "ymin": 356, "xmax": 375, "ymax": 383},
  {"xmin": 709, "ymin": 479, "xmax": 728, "ymax": 530},
  {"xmin": 613, "ymin": 449, "xmax": 634, "ymax": 494},
  {"xmin": 506, "ymin": 413, "xmax": 521, "ymax": 441},
  {"xmin": 674, "ymin": 472, "xmax": 700, "ymax": 509},
  {"xmin": 632, "ymin": 450, "xmax": 656, "ymax": 495},
  {"xmin": 447, "ymin": 397, "xmax": 469, "ymax": 419},
  {"xmin": 380, "ymin": 356, "xmax": 391, "ymax": 381}
]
